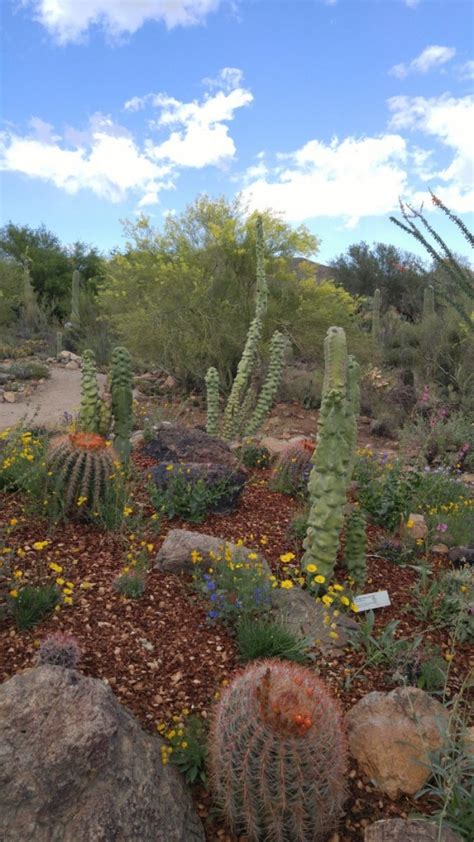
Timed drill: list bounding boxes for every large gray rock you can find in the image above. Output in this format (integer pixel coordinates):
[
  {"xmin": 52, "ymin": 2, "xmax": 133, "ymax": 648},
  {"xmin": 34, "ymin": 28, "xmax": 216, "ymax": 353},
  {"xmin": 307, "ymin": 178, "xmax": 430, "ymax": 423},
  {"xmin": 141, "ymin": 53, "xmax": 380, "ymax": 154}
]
[
  {"xmin": 270, "ymin": 586, "xmax": 358, "ymax": 655},
  {"xmin": 142, "ymin": 423, "xmax": 243, "ymax": 472},
  {"xmin": 155, "ymin": 528, "xmax": 270, "ymax": 575},
  {"xmin": 364, "ymin": 818, "xmax": 463, "ymax": 842},
  {"xmin": 346, "ymin": 686, "xmax": 449, "ymax": 799},
  {"xmin": 0, "ymin": 666, "xmax": 205, "ymax": 842}
]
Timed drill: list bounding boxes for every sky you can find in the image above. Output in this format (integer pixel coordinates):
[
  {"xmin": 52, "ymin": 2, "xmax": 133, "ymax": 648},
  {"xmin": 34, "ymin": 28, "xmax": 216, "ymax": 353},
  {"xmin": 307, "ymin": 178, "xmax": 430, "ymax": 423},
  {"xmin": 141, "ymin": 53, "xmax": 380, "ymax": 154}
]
[{"xmin": 1, "ymin": 0, "xmax": 473, "ymax": 264}]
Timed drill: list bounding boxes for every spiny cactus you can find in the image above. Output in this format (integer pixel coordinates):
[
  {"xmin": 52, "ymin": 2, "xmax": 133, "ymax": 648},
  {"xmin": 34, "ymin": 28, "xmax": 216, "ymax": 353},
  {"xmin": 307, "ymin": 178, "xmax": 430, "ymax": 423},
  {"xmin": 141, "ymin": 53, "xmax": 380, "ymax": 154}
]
[
  {"xmin": 71, "ymin": 269, "xmax": 81, "ymax": 327},
  {"xmin": 38, "ymin": 631, "xmax": 82, "ymax": 669},
  {"xmin": 79, "ymin": 350, "xmax": 101, "ymax": 433},
  {"xmin": 245, "ymin": 331, "xmax": 287, "ymax": 436},
  {"xmin": 371, "ymin": 287, "xmax": 381, "ymax": 341},
  {"xmin": 111, "ymin": 346, "xmax": 133, "ymax": 464},
  {"xmin": 255, "ymin": 215, "xmax": 268, "ymax": 320},
  {"xmin": 423, "ymin": 284, "xmax": 435, "ymax": 322},
  {"xmin": 209, "ymin": 660, "xmax": 347, "ymax": 842},
  {"xmin": 270, "ymin": 437, "xmax": 314, "ymax": 496},
  {"xmin": 205, "ymin": 366, "xmax": 220, "ymax": 436},
  {"xmin": 56, "ymin": 330, "xmax": 62, "ymax": 358},
  {"xmin": 302, "ymin": 327, "xmax": 359, "ymax": 582},
  {"xmin": 46, "ymin": 432, "xmax": 116, "ymax": 515},
  {"xmin": 344, "ymin": 508, "xmax": 367, "ymax": 589}
]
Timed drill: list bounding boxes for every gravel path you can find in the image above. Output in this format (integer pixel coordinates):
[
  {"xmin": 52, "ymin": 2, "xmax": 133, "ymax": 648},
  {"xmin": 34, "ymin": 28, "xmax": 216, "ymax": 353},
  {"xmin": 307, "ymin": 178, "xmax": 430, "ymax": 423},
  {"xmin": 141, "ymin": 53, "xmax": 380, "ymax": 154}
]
[{"xmin": 0, "ymin": 366, "xmax": 106, "ymax": 431}]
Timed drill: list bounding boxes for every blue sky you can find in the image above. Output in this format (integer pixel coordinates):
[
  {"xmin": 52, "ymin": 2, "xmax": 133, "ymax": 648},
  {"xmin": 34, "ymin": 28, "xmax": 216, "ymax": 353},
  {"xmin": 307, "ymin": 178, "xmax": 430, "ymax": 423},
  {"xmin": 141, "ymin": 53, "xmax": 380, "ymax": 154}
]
[{"xmin": 1, "ymin": 0, "xmax": 473, "ymax": 263}]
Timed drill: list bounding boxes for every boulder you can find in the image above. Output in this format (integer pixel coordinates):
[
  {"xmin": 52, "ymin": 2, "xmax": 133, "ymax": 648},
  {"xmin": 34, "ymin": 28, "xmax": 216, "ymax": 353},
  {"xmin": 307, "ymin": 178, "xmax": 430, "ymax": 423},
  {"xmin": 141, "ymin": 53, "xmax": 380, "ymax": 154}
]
[
  {"xmin": 270, "ymin": 586, "xmax": 358, "ymax": 655},
  {"xmin": 155, "ymin": 529, "xmax": 270, "ymax": 575},
  {"xmin": 260, "ymin": 435, "xmax": 310, "ymax": 457},
  {"xmin": 346, "ymin": 686, "xmax": 449, "ymax": 799},
  {"xmin": 0, "ymin": 666, "xmax": 205, "ymax": 842},
  {"xmin": 448, "ymin": 546, "xmax": 474, "ymax": 566},
  {"xmin": 402, "ymin": 513, "xmax": 428, "ymax": 541},
  {"xmin": 364, "ymin": 819, "xmax": 463, "ymax": 842},
  {"xmin": 142, "ymin": 423, "xmax": 242, "ymax": 472},
  {"xmin": 58, "ymin": 350, "xmax": 81, "ymax": 363},
  {"xmin": 150, "ymin": 461, "xmax": 246, "ymax": 513}
]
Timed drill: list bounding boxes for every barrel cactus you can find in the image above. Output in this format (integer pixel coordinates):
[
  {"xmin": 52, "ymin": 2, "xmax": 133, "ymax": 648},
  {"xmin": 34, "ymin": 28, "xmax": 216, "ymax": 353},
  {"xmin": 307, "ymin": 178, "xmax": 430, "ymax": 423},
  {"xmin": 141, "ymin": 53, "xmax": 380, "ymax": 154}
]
[
  {"xmin": 46, "ymin": 432, "xmax": 116, "ymax": 515},
  {"xmin": 38, "ymin": 631, "xmax": 81, "ymax": 669},
  {"xmin": 111, "ymin": 346, "xmax": 133, "ymax": 464},
  {"xmin": 344, "ymin": 508, "xmax": 367, "ymax": 589},
  {"xmin": 270, "ymin": 438, "xmax": 314, "ymax": 496},
  {"xmin": 209, "ymin": 660, "xmax": 347, "ymax": 841}
]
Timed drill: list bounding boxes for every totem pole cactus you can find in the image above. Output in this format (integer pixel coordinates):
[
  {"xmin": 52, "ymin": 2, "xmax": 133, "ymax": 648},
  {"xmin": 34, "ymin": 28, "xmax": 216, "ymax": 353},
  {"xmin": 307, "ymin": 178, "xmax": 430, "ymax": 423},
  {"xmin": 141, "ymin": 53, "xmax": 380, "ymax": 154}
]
[
  {"xmin": 71, "ymin": 269, "xmax": 81, "ymax": 327},
  {"xmin": 371, "ymin": 287, "xmax": 381, "ymax": 341},
  {"xmin": 255, "ymin": 215, "xmax": 268, "ymax": 320},
  {"xmin": 301, "ymin": 327, "xmax": 359, "ymax": 582},
  {"xmin": 245, "ymin": 331, "xmax": 287, "ymax": 436},
  {"xmin": 79, "ymin": 350, "xmax": 101, "ymax": 433},
  {"xmin": 111, "ymin": 346, "xmax": 133, "ymax": 465},
  {"xmin": 205, "ymin": 367, "xmax": 220, "ymax": 437},
  {"xmin": 423, "ymin": 284, "xmax": 435, "ymax": 322},
  {"xmin": 209, "ymin": 660, "xmax": 347, "ymax": 842},
  {"xmin": 344, "ymin": 508, "xmax": 367, "ymax": 589}
]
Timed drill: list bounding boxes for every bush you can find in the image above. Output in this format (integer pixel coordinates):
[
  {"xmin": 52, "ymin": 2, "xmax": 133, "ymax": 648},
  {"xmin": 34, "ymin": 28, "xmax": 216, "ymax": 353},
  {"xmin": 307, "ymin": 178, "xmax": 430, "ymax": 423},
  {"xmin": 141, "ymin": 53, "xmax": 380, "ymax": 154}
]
[
  {"xmin": 236, "ymin": 616, "xmax": 311, "ymax": 663},
  {"xmin": 148, "ymin": 468, "xmax": 239, "ymax": 524},
  {"xmin": 9, "ymin": 584, "xmax": 59, "ymax": 630},
  {"xmin": 158, "ymin": 713, "xmax": 208, "ymax": 785},
  {"xmin": 239, "ymin": 442, "xmax": 271, "ymax": 468},
  {"xmin": 353, "ymin": 450, "xmax": 421, "ymax": 531},
  {"xmin": 4, "ymin": 361, "xmax": 50, "ymax": 381},
  {"xmin": 113, "ymin": 569, "xmax": 146, "ymax": 599}
]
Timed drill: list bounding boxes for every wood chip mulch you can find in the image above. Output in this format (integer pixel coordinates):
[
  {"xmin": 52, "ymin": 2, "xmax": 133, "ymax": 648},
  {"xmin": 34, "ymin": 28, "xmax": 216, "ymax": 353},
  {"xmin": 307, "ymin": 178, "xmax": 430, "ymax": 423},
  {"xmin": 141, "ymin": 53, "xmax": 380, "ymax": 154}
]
[{"xmin": 0, "ymin": 460, "xmax": 472, "ymax": 842}]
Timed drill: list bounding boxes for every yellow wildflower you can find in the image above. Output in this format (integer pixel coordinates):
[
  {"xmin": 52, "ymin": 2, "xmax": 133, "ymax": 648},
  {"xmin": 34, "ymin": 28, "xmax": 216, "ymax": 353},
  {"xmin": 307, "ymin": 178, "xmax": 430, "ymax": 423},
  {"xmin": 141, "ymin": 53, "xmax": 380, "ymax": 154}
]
[
  {"xmin": 314, "ymin": 574, "xmax": 326, "ymax": 584},
  {"xmin": 280, "ymin": 552, "xmax": 295, "ymax": 563},
  {"xmin": 306, "ymin": 564, "xmax": 317, "ymax": 573},
  {"xmin": 280, "ymin": 580, "xmax": 294, "ymax": 589}
]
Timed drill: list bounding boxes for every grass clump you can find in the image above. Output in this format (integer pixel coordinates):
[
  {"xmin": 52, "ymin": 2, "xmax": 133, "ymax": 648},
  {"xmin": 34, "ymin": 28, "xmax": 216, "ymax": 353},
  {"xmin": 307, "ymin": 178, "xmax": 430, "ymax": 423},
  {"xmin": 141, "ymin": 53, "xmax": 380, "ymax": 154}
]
[{"xmin": 235, "ymin": 616, "xmax": 311, "ymax": 663}]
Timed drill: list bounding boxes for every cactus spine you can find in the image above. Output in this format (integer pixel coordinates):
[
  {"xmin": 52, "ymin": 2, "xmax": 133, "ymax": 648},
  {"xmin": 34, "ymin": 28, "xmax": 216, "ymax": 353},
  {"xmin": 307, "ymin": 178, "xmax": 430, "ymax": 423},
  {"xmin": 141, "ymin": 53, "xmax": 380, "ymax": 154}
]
[
  {"xmin": 111, "ymin": 346, "xmax": 133, "ymax": 465},
  {"xmin": 423, "ymin": 284, "xmax": 435, "ymax": 322},
  {"xmin": 71, "ymin": 269, "xmax": 81, "ymax": 327},
  {"xmin": 205, "ymin": 367, "xmax": 220, "ymax": 437},
  {"xmin": 209, "ymin": 660, "xmax": 347, "ymax": 842},
  {"xmin": 301, "ymin": 327, "xmax": 359, "ymax": 582},
  {"xmin": 371, "ymin": 288, "xmax": 381, "ymax": 341},
  {"xmin": 245, "ymin": 331, "xmax": 287, "ymax": 436},
  {"xmin": 344, "ymin": 508, "xmax": 367, "ymax": 589},
  {"xmin": 79, "ymin": 350, "xmax": 101, "ymax": 433}
]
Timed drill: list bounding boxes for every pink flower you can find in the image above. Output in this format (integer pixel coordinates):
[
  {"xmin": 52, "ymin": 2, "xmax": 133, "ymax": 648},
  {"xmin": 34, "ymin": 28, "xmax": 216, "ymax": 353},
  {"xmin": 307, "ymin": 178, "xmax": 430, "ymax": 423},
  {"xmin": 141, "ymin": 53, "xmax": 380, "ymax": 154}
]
[{"xmin": 436, "ymin": 523, "xmax": 448, "ymax": 533}]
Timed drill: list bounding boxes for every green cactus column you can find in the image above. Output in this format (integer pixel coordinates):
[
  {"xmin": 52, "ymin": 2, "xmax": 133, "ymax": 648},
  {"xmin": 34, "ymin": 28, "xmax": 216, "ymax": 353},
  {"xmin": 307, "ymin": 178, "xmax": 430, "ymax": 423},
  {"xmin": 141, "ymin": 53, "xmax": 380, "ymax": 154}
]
[
  {"xmin": 422, "ymin": 284, "xmax": 435, "ymax": 322},
  {"xmin": 371, "ymin": 288, "xmax": 381, "ymax": 341},
  {"xmin": 344, "ymin": 354, "xmax": 361, "ymax": 483},
  {"xmin": 344, "ymin": 508, "xmax": 367, "ymax": 589},
  {"xmin": 245, "ymin": 331, "xmax": 287, "ymax": 436},
  {"xmin": 71, "ymin": 269, "xmax": 81, "ymax": 327},
  {"xmin": 111, "ymin": 346, "xmax": 133, "ymax": 465},
  {"xmin": 205, "ymin": 366, "xmax": 220, "ymax": 437},
  {"xmin": 255, "ymin": 215, "xmax": 268, "ymax": 320},
  {"xmin": 23, "ymin": 257, "xmax": 39, "ymax": 329},
  {"xmin": 79, "ymin": 350, "xmax": 101, "ymax": 433},
  {"xmin": 302, "ymin": 327, "xmax": 358, "ymax": 583}
]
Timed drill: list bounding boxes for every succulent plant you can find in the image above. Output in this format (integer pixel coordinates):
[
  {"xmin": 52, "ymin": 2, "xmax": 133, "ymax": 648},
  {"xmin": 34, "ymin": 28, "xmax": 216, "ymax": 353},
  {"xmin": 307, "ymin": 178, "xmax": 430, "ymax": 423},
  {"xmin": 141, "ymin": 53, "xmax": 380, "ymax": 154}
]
[
  {"xmin": 46, "ymin": 432, "xmax": 116, "ymax": 515},
  {"xmin": 270, "ymin": 438, "xmax": 314, "ymax": 496},
  {"xmin": 245, "ymin": 331, "xmax": 287, "ymax": 436},
  {"xmin": 111, "ymin": 346, "xmax": 133, "ymax": 464},
  {"xmin": 38, "ymin": 631, "xmax": 82, "ymax": 669},
  {"xmin": 71, "ymin": 269, "xmax": 81, "ymax": 327},
  {"xmin": 205, "ymin": 366, "xmax": 220, "ymax": 436},
  {"xmin": 209, "ymin": 660, "xmax": 347, "ymax": 842},
  {"xmin": 79, "ymin": 349, "xmax": 101, "ymax": 433},
  {"xmin": 344, "ymin": 508, "xmax": 367, "ymax": 589},
  {"xmin": 371, "ymin": 287, "xmax": 381, "ymax": 341}
]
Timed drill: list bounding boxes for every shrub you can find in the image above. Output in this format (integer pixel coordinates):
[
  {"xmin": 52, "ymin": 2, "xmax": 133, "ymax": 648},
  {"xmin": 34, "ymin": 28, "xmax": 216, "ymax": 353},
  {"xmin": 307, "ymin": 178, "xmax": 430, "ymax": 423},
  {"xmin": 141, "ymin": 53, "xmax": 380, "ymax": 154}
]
[
  {"xmin": 148, "ymin": 468, "xmax": 239, "ymax": 524},
  {"xmin": 159, "ymin": 713, "xmax": 208, "ymax": 785},
  {"xmin": 9, "ymin": 584, "xmax": 59, "ymax": 630},
  {"xmin": 353, "ymin": 451, "xmax": 420, "ymax": 531},
  {"xmin": 239, "ymin": 442, "xmax": 271, "ymax": 468},
  {"xmin": 38, "ymin": 631, "xmax": 82, "ymax": 669},
  {"xmin": 270, "ymin": 438, "xmax": 314, "ymax": 496},
  {"xmin": 113, "ymin": 569, "xmax": 146, "ymax": 599},
  {"xmin": 236, "ymin": 617, "xmax": 311, "ymax": 663},
  {"xmin": 193, "ymin": 545, "xmax": 273, "ymax": 626},
  {"xmin": 209, "ymin": 660, "xmax": 347, "ymax": 842}
]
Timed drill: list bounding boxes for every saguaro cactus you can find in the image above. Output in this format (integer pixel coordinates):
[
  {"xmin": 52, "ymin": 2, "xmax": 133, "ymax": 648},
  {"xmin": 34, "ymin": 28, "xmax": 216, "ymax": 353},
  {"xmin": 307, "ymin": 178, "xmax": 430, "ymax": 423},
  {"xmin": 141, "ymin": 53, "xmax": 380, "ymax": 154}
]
[
  {"xmin": 209, "ymin": 660, "xmax": 347, "ymax": 842},
  {"xmin": 71, "ymin": 269, "xmax": 81, "ymax": 327},
  {"xmin": 111, "ymin": 346, "xmax": 133, "ymax": 465},
  {"xmin": 423, "ymin": 284, "xmax": 435, "ymax": 322},
  {"xmin": 301, "ymin": 327, "xmax": 359, "ymax": 582},
  {"xmin": 79, "ymin": 350, "xmax": 101, "ymax": 433},
  {"xmin": 205, "ymin": 367, "xmax": 220, "ymax": 436},
  {"xmin": 371, "ymin": 287, "xmax": 381, "ymax": 341}
]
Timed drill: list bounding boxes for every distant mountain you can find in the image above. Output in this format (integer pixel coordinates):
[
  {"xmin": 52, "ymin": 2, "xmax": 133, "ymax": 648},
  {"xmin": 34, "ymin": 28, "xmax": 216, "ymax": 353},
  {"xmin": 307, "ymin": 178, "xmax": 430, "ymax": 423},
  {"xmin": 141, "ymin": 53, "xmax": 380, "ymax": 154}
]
[{"xmin": 288, "ymin": 257, "xmax": 335, "ymax": 283}]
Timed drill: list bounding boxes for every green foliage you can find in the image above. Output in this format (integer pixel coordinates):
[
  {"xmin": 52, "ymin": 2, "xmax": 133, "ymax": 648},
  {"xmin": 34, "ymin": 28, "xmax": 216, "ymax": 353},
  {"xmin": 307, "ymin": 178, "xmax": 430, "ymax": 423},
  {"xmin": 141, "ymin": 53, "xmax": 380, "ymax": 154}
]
[
  {"xmin": 71, "ymin": 269, "xmax": 81, "ymax": 326},
  {"xmin": 423, "ymin": 284, "xmax": 435, "ymax": 321},
  {"xmin": 354, "ymin": 452, "xmax": 421, "ymax": 531},
  {"xmin": 204, "ymin": 366, "xmax": 220, "ymax": 437},
  {"xmin": 209, "ymin": 661, "xmax": 347, "ymax": 842},
  {"xmin": 0, "ymin": 361, "xmax": 50, "ymax": 381},
  {"xmin": 409, "ymin": 565, "xmax": 473, "ymax": 642},
  {"xmin": 371, "ymin": 287, "xmax": 381, "ymax": 340},
  {"xmin": 413, "ymin": 470, "xmax": 470, "ymax": 512},
  {"xmin": 302, "ymin": 327, "xmax": 360, "ymax": 581},
  {"xmin": 9, "ymin": 584, "xmax": 59, "ymax": 630},
  {"xmin": 160, "ymin": 714, "xmax": 209, "ymax": 785},
  {"xmin": 401, "ymin": 410, "xmax": 474, "ymax": 471},
  {"xmin": 99, "ymin": 196, "xmax": 318, "ymax": 386},
  {"xmin": 244, "ymin": 330, "xmax": 287, "ymax": 436},
  {"xmin": 148, "ymin": 469, "xmax": 237, "ymax": 524},
  {"xmin": 113, "ymin": 569, "xmax": 146, "ymax": 598},
  {"xmin": 193, "ymin": 547, "xmax": 273, "ymax": 626},
  {"xmin": 236, "ymin": 616, "xmax": 311, "ymax": 663},
  {"xmin": 111, "ymin": 345, "xmax": 133, "ymax": 465},
  {"xmin": 350, "ymin": 611, "xmax": 420, "ymax": 669},
  {"xmin": 239, "ymin": 441, "xmax": 271, "ymax": 468},
  {"xmin": 343, "ymin": 508, "xmax": 367, "ymax": 589},
  {"xmin": 79, "ymin": 350, "xmax": 101, "ymax": 433}
]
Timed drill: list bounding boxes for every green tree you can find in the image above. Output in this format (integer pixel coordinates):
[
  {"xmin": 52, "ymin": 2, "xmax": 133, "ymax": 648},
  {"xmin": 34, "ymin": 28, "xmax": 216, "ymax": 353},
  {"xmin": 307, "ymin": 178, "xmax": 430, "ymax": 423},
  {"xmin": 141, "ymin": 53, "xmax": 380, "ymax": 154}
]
[
  {"xmin": 100, "ymin": 195, "xmax": 319, "ymax": 387},
  {"xmin": 331, "ymin": 241, "xmax": 427, "ymax": 319}
]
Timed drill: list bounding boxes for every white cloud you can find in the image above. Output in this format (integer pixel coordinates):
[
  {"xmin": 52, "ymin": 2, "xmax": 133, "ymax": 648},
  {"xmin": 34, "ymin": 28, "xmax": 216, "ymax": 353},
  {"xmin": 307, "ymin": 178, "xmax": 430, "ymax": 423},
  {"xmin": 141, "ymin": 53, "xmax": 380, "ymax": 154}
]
[
  {"xmin": 404, "ymin": 0, "xmax": 420, "ymax": 8},
  {"xmin": 202, "ymin": 67, "xmax": 244, "ymax": 92},
  {"xmin": 388, "ymin": 94, "xmax": 474, "ymax": 211},
  {"xmin": 458, "ymin": 60, "xmax": 474, "ymax": 80},
  {"xmin": 390, "ymin": 45, "xmax": 456, "ymax": 78},
  {"xmin": 242, "ymin": 135, "xmax": 409, "ymax": 226},
  {"xmin": 27, "ymin": 0, "xmax": 222, "ymax": 44}
]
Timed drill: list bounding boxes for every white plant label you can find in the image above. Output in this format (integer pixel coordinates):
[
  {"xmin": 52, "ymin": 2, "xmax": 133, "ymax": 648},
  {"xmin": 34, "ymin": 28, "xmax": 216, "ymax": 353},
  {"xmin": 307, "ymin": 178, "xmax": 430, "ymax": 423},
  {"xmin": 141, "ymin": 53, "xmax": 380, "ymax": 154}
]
[{"xmin": 354, "ymin": 590, "xmax": 391, "ymax": 611}]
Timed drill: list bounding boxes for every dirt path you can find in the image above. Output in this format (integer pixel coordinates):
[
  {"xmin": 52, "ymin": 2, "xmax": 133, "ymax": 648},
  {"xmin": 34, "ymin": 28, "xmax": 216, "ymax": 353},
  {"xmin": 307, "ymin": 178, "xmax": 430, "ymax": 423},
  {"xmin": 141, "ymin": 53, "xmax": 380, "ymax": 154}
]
[{"xmin": 0, "ymin": 367, "xmax": 106, "ymax": 431}]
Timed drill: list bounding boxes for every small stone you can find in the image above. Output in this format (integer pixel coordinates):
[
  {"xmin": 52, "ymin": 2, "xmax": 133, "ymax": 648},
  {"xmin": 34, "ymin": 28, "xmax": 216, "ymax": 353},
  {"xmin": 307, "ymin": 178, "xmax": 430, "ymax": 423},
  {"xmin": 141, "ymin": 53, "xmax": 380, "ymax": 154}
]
[
  {"xmin": 3, "ymin": 391, "xmax": 16, "ymax": 403},
  {"xmin": 402, "ymin": 513, "xmax": 428, "ymax": 541},
  {"xmin": 432, "ymin": 543, "xmax": 449, "ymax": 554},
  {"xmin": 364, "ymin": 818, "xmax": 463, "ymax": 841}
]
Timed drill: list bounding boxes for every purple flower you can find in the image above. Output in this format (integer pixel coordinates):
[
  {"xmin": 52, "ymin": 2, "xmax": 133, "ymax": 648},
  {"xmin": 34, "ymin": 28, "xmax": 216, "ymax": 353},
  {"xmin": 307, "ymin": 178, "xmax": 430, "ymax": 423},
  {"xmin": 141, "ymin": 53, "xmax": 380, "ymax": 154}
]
[
  {"xmin": 436, "ymin": 523, "xmax": 448, "ymax": 533},
  {"xmin": 208, "ymin": 609, "xmax": 218, "ymax": 620}
]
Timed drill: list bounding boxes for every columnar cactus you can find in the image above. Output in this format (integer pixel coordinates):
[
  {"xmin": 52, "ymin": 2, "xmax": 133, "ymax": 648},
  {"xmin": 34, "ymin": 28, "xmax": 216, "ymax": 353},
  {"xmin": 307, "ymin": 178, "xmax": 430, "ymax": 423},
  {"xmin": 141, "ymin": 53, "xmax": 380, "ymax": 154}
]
[
  {"xmin": 71, "ymin": 269, "xmax": 81, "ymax": 327},
  {"xmin": 111, "ymin": 346, "xmax": 133, "ymax": 465},
  {"xmin": 371, "ymin": 287, "xmax": 381, "ymax": 341},
  {"xmin": 79, "ymin": 350, "xmax": 101, "ymax": 433},
  {"xmin": 344, "ymin": 354, "xmax": 361, "ymax": 483},
  {"xmin": 56, "ymin": 330, "xmax": 63, "ymax": 358},
  {"xmin": 344, "ymin": 508, "xmax": 367, "ymax": 589},
  {"xmin": 245, "ymin": 331, "xmax": 287, "ymax": 436},
  {"xmin": 423, "ymin": 284, "xmax": 435, "ymax": 322},
  {"xmin": 205, "ymin": 366, "xmax": 220, "ymax": 436},
  {"xmin": 46, "ymin": 432, "xmax": 117, "ymax": 515},
  {"xmin": 209, "ymin": 660, "xmax": 347, "ymax": 842},
  {"xmin": 255, "ymin": 215, "xmax": 268, "ymax": 320},
  {"xmin": 301, "ymin": 327, "xmax": 359, "ymax": 581},
  {"xmin": 22, "ymin": 258, "xmax": 39, "ymax": 329},
  {"xmin": 222, "ymin": 316, "xmax": 263, "ymax": 440}
]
